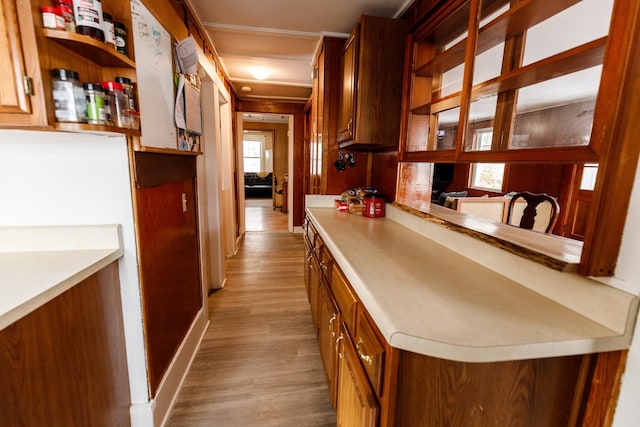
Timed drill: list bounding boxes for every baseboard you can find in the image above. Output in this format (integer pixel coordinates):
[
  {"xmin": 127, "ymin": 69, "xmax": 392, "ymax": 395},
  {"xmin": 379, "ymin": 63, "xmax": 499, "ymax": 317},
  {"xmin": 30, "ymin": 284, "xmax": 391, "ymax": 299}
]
[{"xmin": 142, "ymin": 307, "xmax": 209, "ymax": 427}]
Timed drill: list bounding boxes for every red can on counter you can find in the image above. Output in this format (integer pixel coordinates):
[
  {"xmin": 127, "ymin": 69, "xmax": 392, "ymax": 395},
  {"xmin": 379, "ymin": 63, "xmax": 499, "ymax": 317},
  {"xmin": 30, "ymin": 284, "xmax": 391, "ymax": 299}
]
[{"xmin": 363, "ymin": 194, "xmax": 385, "ymax": 218}]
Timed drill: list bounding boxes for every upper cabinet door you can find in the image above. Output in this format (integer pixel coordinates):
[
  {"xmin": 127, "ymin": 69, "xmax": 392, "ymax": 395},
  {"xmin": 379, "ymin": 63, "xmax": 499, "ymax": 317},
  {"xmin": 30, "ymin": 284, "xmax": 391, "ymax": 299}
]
[
  {"xmin": 337, "ymin": 15, "xmax": 407, "ymax": 150},
  {"xmin": 0, "ymin": 0, "xmax": 47, "ymax": 126},
  {"xmin": 337, "ymin": 30, "xmax": 358, "ymax": 144}
]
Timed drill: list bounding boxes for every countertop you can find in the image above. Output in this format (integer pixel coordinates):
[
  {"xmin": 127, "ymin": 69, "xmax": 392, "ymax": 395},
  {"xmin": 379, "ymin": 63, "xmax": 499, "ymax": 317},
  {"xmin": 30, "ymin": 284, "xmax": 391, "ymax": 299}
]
[
  {"xmin": 0, "ymin": 225, "xmax": 123, "ymax": 330},
  {"xmin": 305, "ymin": 203, "xmax": 638, "ymax": 362}
]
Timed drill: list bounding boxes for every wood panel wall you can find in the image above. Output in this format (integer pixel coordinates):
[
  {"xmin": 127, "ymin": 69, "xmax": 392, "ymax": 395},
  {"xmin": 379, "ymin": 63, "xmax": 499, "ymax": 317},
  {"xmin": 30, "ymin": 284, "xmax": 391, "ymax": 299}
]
[{"xmin": 133, "ymin": 152, "xmax": 202, "ymax": 396}]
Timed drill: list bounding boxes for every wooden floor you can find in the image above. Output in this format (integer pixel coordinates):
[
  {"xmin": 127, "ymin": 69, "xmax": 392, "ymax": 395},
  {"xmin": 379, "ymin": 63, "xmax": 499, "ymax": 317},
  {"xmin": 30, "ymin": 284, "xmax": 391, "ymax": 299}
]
[
  {"xmin": 166, "ymin": 232, "xmax": 336, "ymax": 426},
  {"xmin": 245, "ymin": 198, "xmax": 288, "ymax": 232}
]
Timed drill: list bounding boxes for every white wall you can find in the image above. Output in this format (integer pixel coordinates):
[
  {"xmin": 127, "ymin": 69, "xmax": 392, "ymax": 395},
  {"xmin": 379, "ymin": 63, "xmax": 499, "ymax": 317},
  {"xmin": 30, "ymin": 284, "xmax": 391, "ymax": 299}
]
[
  {"xmin": 611, "ymin": 161, "xmax": 640, "ymax": 425},
  {"xmin": 0, "ymin": 130, "xmax": 149, "ymax": 413}
]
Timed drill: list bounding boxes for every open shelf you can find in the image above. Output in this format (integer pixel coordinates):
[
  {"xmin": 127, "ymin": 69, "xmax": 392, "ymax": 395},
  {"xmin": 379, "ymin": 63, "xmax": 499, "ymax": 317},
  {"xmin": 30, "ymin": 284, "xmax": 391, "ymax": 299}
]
[{"xmin": 43, "ymin": 29, "xmax": 136, "ymax": 68}]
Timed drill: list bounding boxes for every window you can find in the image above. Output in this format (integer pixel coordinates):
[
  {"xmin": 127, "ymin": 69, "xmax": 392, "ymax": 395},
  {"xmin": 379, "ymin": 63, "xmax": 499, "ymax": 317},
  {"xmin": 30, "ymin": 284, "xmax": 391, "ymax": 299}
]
[
  {"xmin": 243, "ymin": 139, "xmax": 262, "ymax": 172},
  {"xmin": 469, "ymin": 128, "xmax": 505, "ymax": 191},
  {"xmin": 580, "ymin": 163, "xmax": 599, "ymax": 191},
  {"xmin": 469, "ymin": 163, "xmax": 505, "ymax": 191},
  {"xmin": 243, "ymin": 131, "xmax": 273, "ymax": 173}
]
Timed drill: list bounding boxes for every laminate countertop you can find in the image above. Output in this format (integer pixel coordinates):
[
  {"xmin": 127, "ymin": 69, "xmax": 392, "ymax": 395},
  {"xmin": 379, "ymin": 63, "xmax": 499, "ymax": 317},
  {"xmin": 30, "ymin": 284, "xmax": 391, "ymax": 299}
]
[
  {"xmin": 0, "ymin": 225, "xmax": 123, "ymax": 330},
  {"xmin": 305, "ymin": 203, "xmax": 638, "ymax": 362}
]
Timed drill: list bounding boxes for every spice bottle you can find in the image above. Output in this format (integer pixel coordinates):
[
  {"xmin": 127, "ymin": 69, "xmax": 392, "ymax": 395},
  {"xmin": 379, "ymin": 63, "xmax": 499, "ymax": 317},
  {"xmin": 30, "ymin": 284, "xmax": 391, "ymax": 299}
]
[
  {"xmin": 84, "ymin": 83, "xmax": 106, "ymax": 125},
  {"xmin": 72, "ymin": 0, "xmax": 104, "ymax": 41},
  {"xmin": 102, "ymin": 81, "xmax": 130, "ymax": 128},
  {"xmin": 41, "ymin": 6, "xmax": 64, "ymax": 30},
  {"xmin": 114, "ymin": 21, "xmax": 127, "ymax": 55},
  {"xmin": 54, "ymin": 0, "xmax": 75, "ymax": 32},
  {"xmin": 51, "ymin": 69, "xmax": 87, "ymax": 123},
  {"xmin": 115, "ymin": 76, "xmax": 136, "ymax": 111},
  {"xmin": 102, "ymin": 12, "xmax": 116, "ymax": 49}
]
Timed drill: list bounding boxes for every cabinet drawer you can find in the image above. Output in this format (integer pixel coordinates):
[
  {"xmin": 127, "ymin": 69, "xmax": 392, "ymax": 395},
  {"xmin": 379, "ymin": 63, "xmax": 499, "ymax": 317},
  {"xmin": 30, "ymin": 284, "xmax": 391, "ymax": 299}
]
[
  {"xmin": 319, "ymin": 244, "xmax": 333, "ymax": 284},
  {"xmin": 331, "ymin": 265, "xmax": 357, "ymax": 333},
  {"xmin": 355, "ymin": 306, "xmax": 386, "ymax": 396}
]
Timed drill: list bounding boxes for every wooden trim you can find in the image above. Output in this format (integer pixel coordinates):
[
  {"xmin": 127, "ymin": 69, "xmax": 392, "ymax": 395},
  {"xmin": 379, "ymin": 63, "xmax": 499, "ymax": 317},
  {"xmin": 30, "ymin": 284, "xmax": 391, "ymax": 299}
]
[
  {"xmin": 580, "ymin": 0, "xmax": 640, "ymax": 276},
  {"xmin": 580, "ymin": 351, "xmax": 628, "ymax": 426}
]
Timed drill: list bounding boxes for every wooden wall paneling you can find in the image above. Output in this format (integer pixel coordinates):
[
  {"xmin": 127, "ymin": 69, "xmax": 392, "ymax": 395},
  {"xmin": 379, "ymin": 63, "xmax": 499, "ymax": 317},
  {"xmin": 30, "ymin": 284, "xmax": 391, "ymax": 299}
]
[
  {"xmin": 370, "ymin": 148, "xmax": 399, "ymax": 201},
  {"xmin": 133, "ymin": 152, "xmax": 202, "ymax": 395},
  {"xmin": 0, "ymin": 263, "xmax": 131, "ymax": 426}
]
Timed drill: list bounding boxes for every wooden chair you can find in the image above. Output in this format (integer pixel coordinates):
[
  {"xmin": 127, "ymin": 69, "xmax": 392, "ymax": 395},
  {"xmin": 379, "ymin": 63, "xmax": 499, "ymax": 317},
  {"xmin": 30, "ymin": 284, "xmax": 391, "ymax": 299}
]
[{"xmin": 506, "ymin": 192, "xmax": 560, "ymax": 233}]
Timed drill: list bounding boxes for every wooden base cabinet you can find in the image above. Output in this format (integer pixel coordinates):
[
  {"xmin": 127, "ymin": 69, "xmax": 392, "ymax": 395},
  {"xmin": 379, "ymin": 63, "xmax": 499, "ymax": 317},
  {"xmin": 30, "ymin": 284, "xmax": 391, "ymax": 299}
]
[
  {"xmin": 319, "ymin": 284, "xmax": 340, "ymax": 407},
  {"xmin": 0, "ymin": 262, "xmax": 131, "ymax": 426},
  {"xmin": 337, "ymin": 323, "xmax": 380, "ymax": 427},
  {"xmin": 306, "ymin": 217, "xmax": 625, "ymax": 427}
]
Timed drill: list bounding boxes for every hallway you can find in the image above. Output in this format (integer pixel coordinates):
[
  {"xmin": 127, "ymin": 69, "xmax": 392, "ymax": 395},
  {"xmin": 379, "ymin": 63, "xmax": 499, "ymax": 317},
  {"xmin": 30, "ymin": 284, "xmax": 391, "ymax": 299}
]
[
  {"xmin": 166, "ymin": 231, "xmax": 336, "ymax": 426},
  {"xmin": 245, "ymin": 198, "xmax": 288, "ymax": 232}
]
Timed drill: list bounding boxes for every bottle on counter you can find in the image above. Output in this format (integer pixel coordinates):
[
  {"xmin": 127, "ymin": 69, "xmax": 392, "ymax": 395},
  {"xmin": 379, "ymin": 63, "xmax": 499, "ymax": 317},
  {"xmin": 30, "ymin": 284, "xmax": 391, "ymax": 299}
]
[
  {"xmin": 51, "ymin": 68, "xmax": 87, "ymax": 123},
  {"xmin": 72, "ymin": 0, "xmax": 104, "ymax": 41}
]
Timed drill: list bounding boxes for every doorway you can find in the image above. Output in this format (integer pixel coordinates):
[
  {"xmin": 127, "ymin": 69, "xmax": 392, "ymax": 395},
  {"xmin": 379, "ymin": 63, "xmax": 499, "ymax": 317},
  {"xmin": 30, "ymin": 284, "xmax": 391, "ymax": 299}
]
[{"xmin": 238, "ymin": 112, "xmax": 293, "ymax": 232}]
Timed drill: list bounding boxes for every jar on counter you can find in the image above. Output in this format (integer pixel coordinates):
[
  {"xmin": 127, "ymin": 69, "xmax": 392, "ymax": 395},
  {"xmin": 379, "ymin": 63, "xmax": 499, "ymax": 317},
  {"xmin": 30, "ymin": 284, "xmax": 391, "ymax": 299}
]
[
  {"xmin": 54, "ymin": 0, "xmax": 75, "ymax": 32},
  {"xmin": 84, "ymin": 83, "xmax": 106, "ymax": 125},
  {"xmin": 72, "ymin": 0, "xmax": 104, "ymax": 41},
  {"xmin": 115, "ymin": 76, "xmax": 135, "ymax": 111},
  {"xmin": 41, "ymin": 6, "xmax": 65, "ymax": 30},
  {"xmin": 101, "ymin": 81, "xmax": 130, "ymax": 128},
  {"xmin": 114, "ymin": 21, "xmax": 127, "ymax": 55},
  {"xmin": 51, "ymin": 69, "xmax": 87, "ymax": 123},
  {"xmin": 102, "ymin": 12, "xmax": 116, "ymax": 48}
]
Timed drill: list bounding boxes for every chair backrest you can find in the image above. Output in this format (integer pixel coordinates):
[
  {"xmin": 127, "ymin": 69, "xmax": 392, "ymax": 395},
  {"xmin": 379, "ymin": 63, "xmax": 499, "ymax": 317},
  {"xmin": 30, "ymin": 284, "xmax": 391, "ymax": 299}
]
[{"xmin": 506, "ymin": 192, "xmax": 560, "ymax": 233}]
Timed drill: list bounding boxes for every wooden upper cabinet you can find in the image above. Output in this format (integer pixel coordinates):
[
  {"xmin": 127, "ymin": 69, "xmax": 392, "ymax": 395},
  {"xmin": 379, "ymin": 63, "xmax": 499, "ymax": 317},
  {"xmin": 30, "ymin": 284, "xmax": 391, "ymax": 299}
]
[
  {"xmin": 0, "ymin": 0, "xmax": 47, "ymax": 126},
  {"xmin": 0, "ymin": 0, "xmax": 138, "ymax": 135},
  {"xmin": 337, "ymin": 31, "xmax": 357, "ymax": 144},
  {"xmin": 337, "ymin": 15, "xmax": 407, "ymax": 150}
]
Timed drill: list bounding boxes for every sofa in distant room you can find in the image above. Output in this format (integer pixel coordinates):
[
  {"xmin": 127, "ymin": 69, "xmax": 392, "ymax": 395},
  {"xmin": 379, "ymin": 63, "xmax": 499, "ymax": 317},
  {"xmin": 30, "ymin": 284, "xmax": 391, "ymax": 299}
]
[{"xmin": 244, "ymin": 172, "xmax": 273, "ymax": 198}]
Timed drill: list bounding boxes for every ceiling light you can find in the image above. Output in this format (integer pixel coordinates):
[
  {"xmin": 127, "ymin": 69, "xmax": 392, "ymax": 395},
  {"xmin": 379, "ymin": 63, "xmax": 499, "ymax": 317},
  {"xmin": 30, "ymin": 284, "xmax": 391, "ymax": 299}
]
[{"xmin": 251, "ymin": 67, "xmax": 270, "ymax": 80}]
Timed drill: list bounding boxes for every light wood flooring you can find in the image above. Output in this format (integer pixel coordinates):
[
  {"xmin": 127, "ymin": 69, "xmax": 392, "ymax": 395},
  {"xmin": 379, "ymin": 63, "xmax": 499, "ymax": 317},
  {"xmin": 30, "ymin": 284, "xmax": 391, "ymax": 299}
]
[
  {"xmin": 166, "ymin": 232, "xmax": 336, "ymax": 426},
  {"xmin": 245, "ymin": 198, "xmax": 288, "ymax": 232}
]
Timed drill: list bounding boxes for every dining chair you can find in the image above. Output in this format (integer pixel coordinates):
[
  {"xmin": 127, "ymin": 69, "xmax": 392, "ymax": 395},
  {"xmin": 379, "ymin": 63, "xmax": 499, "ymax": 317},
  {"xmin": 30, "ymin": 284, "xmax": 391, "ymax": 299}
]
[{"xmin": 506, "ymin": 192, "xmax": 560, "ymax": 233}]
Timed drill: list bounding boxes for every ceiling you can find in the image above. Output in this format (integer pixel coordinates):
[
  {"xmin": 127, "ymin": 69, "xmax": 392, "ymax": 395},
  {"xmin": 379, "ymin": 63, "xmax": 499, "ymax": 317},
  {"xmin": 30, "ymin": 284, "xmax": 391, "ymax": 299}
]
[{"xmin": 187, "ymin": 0, "xmax": 412, "ymax": 103}]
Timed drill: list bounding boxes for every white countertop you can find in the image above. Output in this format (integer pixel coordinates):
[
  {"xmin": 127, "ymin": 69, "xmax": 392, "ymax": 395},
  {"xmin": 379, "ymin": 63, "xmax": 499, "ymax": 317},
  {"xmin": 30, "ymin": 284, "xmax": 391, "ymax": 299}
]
[
  {"xmin": 0, "ymin": 225, "xmax": 123, "ymax": 330},
  {"xmin": 306, "ymin": 204, "xmax": 638, "ymax": 362}
]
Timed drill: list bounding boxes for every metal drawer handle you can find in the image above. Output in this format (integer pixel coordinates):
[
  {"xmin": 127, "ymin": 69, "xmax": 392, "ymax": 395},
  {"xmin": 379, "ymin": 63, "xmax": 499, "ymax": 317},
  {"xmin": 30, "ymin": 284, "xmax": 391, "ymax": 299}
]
[
  {"xmin": 356, "ymin": 338, "xmax": 373, "ymax": 365},
  {"xmin": 328, "ymin": 314, "xmax": 337, "ymax": 337},
  {"xmin": 336, "ymin": 334, "xmax": 344, "ymax": 358}
]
